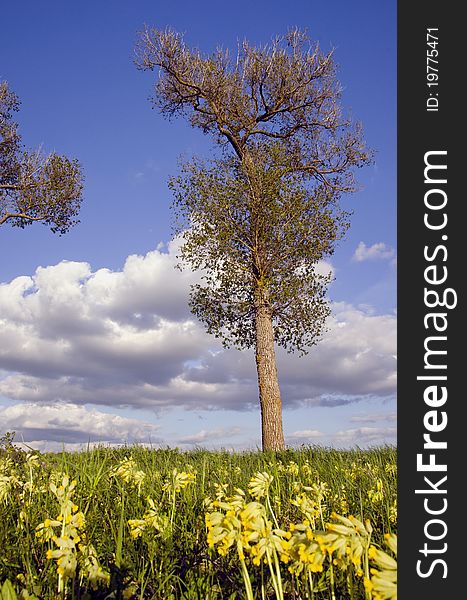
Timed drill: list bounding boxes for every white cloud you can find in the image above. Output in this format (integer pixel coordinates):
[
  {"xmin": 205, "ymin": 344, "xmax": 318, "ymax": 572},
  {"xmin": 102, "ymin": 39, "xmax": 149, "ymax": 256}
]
[
  {"xmin": 0, "ymin": 243, "xmax": 396, "ymax": 447},
  {"xmin": 353, "ymin": 242, "xmax": 396, "ymax": 263},
  {"xmin": 181, "ymin": 301, "xmax": 396, "ymax": 404},
  {"xmin": 296, "ymin": 259, "xmax": 334, "ymax": 279},
  {"xmin": 331, "ymin": 426, "xmax": 396, "ymax": 446},
  {"xmin": 286, "ymin": 422, "xmax": 396, "ymax": 448},
  {"xmin": 288, "ymin": 429, "xmax": 325, "ymax": 440},
  {"xmin": 0, "ymin": 402, "xmax": 161, "ymax": 448},
  {"xmin": 176, "ymin": 427, "xmax": 242, "ymax": 445}
]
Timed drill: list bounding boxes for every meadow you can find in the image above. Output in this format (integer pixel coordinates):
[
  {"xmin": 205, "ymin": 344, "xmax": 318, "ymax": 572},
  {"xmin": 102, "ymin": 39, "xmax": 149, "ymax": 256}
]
[{"xmin": 0, "ymin": 434, "xmax": 396, "ymax": 600}]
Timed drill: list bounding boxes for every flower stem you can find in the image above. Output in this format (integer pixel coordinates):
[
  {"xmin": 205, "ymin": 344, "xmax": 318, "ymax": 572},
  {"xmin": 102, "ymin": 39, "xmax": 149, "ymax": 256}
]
[
  {"xmin": 273, "ymin": 547, "xmax": 284, "ymax": 600},
  {"xmin": 239, "ymin": 557, "xmax": 254, "ymax": 600},
  {"xmin": 266, "ymin": 549, "xmax": 283, "ymax": 600},
  {"xmin": 266, "ymin": 493, "xmax": 280, "ymax": 531}
]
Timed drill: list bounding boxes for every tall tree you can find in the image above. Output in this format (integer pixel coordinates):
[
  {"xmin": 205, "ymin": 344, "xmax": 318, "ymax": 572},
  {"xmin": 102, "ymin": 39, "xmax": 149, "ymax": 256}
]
[
  {"xmin": 135, "ymin": 28, "xmax": 372, "ymax": 450},
  {"xmin": 0, "ymin": 81, "xmax": 83, "ymax": 234}
]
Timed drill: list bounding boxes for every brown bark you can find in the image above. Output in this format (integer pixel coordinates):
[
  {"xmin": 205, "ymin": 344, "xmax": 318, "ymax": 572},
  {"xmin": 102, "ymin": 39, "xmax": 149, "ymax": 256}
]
[{"xmin": 254, "ymin": 287, "xmax": 285, "ymax": 451}]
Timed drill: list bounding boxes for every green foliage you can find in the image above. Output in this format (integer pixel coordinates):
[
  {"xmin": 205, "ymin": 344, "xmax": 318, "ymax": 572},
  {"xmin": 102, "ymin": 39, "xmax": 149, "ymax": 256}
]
[
  {"xmin": 0, "ymin": 579, "xmax": 18, "ymax": 600},
  {"xmin": 136, "ymin": 27, "xmax": 373, "ymax": 356},
  {"xmin": 0, "ymin": 81, "xmax": 83, "ymax": 234},
  {"xmin": 0, "ymin": 431, "xmax": 26, "ymax": 465},
  {"xmin": 170, "ymin": 148, "xmax": 346, "ymax": 353}
]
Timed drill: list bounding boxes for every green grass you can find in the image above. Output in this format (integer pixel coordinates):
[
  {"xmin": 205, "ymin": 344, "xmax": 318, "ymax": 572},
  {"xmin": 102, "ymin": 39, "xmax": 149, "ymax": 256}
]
[{"xmin": 0, "ymin": 438, "xmax": 396, "ymax": 599}]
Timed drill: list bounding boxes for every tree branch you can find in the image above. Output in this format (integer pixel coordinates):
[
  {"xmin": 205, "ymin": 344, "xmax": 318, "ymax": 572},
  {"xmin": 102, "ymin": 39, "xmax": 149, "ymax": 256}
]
[{"xmin": 0, "ymin": 211, "xmax": 48, "ymax": 226}]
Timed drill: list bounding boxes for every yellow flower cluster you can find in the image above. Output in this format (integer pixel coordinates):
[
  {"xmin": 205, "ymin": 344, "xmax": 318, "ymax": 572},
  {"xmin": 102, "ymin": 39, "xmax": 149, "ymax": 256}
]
[
  {"xmin": 0, "ymin": 457, "xmax": 21, "ymax": 504},
  {"xmin": 347, "ymin": 460, "xmax": 380, "ymax": 483},
  {"xmin": 330, "ymin": 485, "xmax": 350, "ymax": 516},
  {"xmin": 365, "ymin": 533, "xmax": 397, "ymax": 600},
  {"xmin": 128, "ymin": 496, "xmax": 170, "ymax": 540},
  {"xmin": 0, "ymin": 453, "xmax": 49, "ymax": 534},
  {"xmin": 162, "ymin": 467, "xmax": 196, "ymax": 493},
  {"xmin": 205, "ymin": 472, "xmax": 397, "ymax": 600},
  {"xmin": 206, "ymin": 490, "xmax": 287, "ymax": 564},
  {"xmin": 281, "ymin": 512, "xmax": 373, "ymax": 579},
  {"xmin": 368, "ymin": 479, "xmax": 384, "ymax": 504},
  {"xmin": 247, "ymin": 471, "xmax": 273, "ymax": 499},
  {"xmin": 389, "ymin": 498, "xmax": 397, "ymax": 525},
  {"xmin": 205, "ymin": 479, "xmax": 288, "ymax": 600},
  {"xmin": 0, "ymin": 453, "xmax": 45, "ymax": 505},
  {"xmin": 274, "ymin": 459, "xmax": 314, "ymax": 477},
  {"xmin": 109, "ymin": 456, "xmax": 146, "ymax": 492},
  {"xmin": 291, "ymin": 481, "xmax": 328, "ymax": 527},
  {"xmin": 127, "ymin": 468, "xmax": 196, "ymax": 540},
  {"xmin": 282, "ymin": 521, "xmax": 327, "ymax": 574},
  {"xmin": 35, "ymin": 474, "xmax": 109, "ymax": 593}
]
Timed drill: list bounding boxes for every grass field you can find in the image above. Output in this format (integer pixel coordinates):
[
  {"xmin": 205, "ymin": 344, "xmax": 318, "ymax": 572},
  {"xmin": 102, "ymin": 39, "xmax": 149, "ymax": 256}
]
[{"xmin": 0, "ymin": 435, "xmax": 396, "ymax": 599}]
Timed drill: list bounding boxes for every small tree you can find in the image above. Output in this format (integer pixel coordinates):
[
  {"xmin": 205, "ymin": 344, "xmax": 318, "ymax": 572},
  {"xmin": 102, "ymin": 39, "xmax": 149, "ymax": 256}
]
[
  {"xmin": 0, "ymin": 81, "xmax": 83, "ymax": 233},
  {"xmin": 135, "ymin": 28, "xmax": 372, "ymax": 450}
]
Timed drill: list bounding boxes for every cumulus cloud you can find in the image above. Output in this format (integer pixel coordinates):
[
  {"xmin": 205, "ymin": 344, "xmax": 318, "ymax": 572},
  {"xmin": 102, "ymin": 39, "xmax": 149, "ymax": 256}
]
[
  {"xmin": 0, "ymin": 240, "xmax": 216, "ymax": 408},
  {"xmin": 0, "ymin": 403, "xmax": 161, "ymax": 447},
  {"xmin": 0, "ymin": 242, "xmax": 396, "ymax": 447},
  {"xmin": 353, "ymin": 242, "xmax": 396, "ymax": 263},
  {"xmin": 185, "ymin": 301, "xmax": 396, "ymax": 409}
]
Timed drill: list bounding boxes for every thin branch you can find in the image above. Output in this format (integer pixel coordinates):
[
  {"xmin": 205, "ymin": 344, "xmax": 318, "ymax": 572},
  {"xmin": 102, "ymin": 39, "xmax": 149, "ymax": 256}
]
[
  {"xmin": 0, "ymin": 183, "xmax": 22, "ymax": 190},
  {"xmin": 0, "ymin": 211, "xmax": 48, "ymax": 226}
]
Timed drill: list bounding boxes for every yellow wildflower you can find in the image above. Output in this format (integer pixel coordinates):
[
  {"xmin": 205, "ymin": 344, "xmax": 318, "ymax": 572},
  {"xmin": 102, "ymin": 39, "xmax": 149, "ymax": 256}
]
[
  {"xmin": 248, "ymin": 471, "xmax": 273, "ymax": 499},
  {"xmin": 367, "ymin": 534, "xmax": 397, "ymax": 600}
]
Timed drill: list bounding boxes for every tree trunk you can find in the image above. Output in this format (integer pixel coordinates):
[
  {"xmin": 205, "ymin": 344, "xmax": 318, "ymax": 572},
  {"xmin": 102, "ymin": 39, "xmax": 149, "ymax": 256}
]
[{"xmin": 254, "ymin": 287, "xmax": 285, "ymax": 451}]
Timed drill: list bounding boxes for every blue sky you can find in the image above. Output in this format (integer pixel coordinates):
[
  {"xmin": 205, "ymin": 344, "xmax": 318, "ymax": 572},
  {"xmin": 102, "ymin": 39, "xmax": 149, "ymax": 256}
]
[{"xmin": 0, "ymin": 0, "xmax": 396, "ymax": 451}]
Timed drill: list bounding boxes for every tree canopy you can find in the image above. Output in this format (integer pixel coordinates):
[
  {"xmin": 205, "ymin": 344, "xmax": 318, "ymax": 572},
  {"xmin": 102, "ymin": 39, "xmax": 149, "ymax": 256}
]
[
  {"xmin": 0, "ymin": 81, "xmax": 83, "ymax": 234},
  {"xmin": 169, "ymin": 148, "xmax": 347, "ymax": 355}
]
